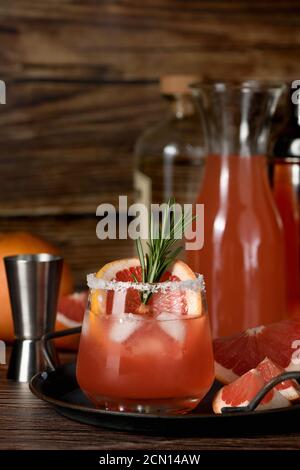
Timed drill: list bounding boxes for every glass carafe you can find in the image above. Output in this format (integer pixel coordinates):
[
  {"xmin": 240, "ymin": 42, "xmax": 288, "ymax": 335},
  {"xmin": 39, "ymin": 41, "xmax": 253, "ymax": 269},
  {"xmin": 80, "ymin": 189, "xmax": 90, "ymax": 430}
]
[
  {"xmin": 269, "ymin": 84, "xmax": 300, "ymax": 317},
  {"xmin": 186, "ymin": 81, "xmax": 287, "ymax": 338}
]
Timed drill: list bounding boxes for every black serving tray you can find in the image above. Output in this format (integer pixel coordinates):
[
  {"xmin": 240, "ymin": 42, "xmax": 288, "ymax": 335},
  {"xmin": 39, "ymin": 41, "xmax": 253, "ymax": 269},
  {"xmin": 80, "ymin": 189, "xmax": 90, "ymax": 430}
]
[
  {"xmin": 30, "ymin": 362, "xmax": 300, "ymax": 436},
  {"xmin": 29, "ymin": 327, "xmax": 300, "ymax": 436}
]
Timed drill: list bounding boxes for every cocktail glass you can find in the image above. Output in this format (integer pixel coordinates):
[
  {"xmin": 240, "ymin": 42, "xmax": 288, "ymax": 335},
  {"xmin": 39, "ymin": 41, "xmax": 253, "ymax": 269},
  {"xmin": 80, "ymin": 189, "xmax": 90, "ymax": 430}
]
[{"xmin": 76, "ymin": 274, "xmax": 214, "ymax": 414}]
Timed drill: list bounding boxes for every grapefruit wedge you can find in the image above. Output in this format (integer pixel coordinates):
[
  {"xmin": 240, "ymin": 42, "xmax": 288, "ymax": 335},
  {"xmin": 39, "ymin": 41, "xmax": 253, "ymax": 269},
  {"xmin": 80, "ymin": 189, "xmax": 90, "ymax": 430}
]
[
  {"xmin": 213, "ymin": 367, "xmax": 291, "ymax": 414},
  {"xmin": 214, "ymin": 317, "xmax": 300, "ymax": 384},
  {"xmin": 92, "ymin": 257, "xmax": 202, "ymax": 317},
  {"xmin": 57, "ymin": 292, "xmax": 88, "ymax": 328},
  {"xmin": 256, "ymin": 357, "xmax": 300, "ymax": 402},
  {"xmin": 55, "ymin": 292, "xmax": 88, "ymax": 350}
]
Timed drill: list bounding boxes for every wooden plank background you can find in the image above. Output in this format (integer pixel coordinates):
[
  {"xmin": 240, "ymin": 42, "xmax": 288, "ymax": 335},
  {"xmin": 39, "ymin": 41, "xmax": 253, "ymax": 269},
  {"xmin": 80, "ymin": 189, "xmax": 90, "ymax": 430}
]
[{"xmin": 0, "ymin": 0, "xmax": 300, "ymax": 287}]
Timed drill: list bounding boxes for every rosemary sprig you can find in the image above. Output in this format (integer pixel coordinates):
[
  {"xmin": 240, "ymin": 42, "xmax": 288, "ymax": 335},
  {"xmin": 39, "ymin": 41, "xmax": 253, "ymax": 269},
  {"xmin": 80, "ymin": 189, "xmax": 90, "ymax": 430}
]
[{"xmin": 135, "ymin": 198, "xmax": 195, "ymax": 304}]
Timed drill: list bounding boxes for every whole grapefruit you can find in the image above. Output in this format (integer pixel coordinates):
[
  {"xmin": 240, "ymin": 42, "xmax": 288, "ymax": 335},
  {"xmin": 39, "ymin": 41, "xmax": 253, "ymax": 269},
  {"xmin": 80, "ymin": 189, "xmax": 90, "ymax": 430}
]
[{"xmin": 0, "ymin": 232, "xmax": 74, "ymax": 342}]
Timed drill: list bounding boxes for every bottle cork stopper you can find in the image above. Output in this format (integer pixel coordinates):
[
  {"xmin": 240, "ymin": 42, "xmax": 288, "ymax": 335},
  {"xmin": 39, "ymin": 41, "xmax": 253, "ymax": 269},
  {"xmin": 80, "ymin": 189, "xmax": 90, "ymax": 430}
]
[{"xmin": 160, "ymin": 75, "xmax": 200, "ymax": 95}]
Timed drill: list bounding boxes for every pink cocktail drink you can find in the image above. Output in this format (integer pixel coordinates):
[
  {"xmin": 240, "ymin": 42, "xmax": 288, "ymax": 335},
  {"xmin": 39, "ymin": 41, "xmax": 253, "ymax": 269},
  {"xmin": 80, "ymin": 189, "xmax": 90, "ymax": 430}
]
[{"xmin": 76, "ymin": 262, "xmax": 214, "ymax": 414}]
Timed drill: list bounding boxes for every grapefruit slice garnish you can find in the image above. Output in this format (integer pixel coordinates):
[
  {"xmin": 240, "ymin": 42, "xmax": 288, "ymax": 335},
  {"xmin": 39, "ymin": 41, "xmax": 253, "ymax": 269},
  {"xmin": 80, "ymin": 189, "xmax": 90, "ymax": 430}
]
[
  {"xmin": 214, "ymin": 317, "xmax": 300, "ymax": 384},
  {"xmin": 91, "ymin": 257, "xmax": 202, "ymax": 317},
  {"xmin": 213, "ymin": 367, "xmax": 292, "ymax": 414}
]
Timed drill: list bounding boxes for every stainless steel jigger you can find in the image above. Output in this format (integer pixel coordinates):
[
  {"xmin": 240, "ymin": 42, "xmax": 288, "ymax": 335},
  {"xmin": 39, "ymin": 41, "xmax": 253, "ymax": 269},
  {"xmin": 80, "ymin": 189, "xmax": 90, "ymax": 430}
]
[{"xmin": 4, "ymin": 253, "xmax": 63, "ymax": 382}]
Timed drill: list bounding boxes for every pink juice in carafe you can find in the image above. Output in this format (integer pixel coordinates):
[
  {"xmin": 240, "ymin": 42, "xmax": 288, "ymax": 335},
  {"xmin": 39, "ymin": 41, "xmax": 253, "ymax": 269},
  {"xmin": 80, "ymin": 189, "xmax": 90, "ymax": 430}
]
[{"xmin": 187, "ymin": 153, "xmax": 286, "ymax": 337}]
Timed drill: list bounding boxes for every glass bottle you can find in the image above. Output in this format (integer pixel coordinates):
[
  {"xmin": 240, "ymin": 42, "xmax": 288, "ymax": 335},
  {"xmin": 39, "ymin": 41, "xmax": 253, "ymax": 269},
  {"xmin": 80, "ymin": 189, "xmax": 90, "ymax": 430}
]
[
  {"xmin": 134, "ymin": 75, "xmax": 207, "ymax": 210},
  {"xmin": 269, "ymin": 83, "xmax": 300, "ymax": 317},
  {"xmin": 187, "ymin": 81, "xmax": 287, "ymax": 338}
]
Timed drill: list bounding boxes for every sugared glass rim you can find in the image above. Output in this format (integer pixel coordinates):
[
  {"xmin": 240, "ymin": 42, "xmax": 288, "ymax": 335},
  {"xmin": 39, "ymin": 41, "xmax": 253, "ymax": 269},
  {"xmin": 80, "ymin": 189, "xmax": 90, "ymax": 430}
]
[{"xmin": 87, "ymin": 273, "xmax": 205, "ymax": 293}]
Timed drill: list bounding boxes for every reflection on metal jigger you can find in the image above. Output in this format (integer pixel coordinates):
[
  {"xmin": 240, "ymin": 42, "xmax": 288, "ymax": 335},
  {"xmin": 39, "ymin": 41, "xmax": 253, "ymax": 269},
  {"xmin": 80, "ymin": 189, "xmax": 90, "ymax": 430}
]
[{"xmin": 4, "ymin": 253, "xmax": 63, "ymax": 382}]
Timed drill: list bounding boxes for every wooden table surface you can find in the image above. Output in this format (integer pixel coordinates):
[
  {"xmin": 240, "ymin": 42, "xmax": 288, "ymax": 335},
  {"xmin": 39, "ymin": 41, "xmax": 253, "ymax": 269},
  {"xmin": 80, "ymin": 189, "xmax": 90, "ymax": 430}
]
[{"xmin": 1, "ymin": 352, "xmax": 300, "ymax": 451}]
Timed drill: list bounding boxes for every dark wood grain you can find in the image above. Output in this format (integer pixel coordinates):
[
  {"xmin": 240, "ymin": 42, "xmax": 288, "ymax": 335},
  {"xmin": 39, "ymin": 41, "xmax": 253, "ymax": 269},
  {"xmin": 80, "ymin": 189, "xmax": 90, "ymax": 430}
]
[
  {"xmin": 1, "ymin": 0, "xmax": 300, "ymax": 81},
  {"xmin": 0, "ymin": 353, "xmax": 300, "ymax": 450},
  {"xmin": 0, "ymin": 0, "xmax": 299, "ymax": 280},
  {"xmin": 0, "ymin": 81, "xmax": 163, "ymax": 215}
]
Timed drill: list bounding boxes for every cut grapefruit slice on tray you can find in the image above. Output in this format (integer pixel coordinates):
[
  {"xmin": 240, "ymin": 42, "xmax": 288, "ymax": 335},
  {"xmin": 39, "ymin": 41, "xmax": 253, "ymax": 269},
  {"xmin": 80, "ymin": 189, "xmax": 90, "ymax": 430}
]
[
  {"xmin": 256, "ymin": 357, "xmax": 300, "ymax": 402},
  {"xmin": 214, "ymin": 317, "xmax": 300, "ymax": 384},
  {"xmin": 91, "ymin": 257, "xmax": 202, "ymax": 317},
  {"xmin": 55, "ymin": 292, "xmax": 88, "ymax": 350},
  {"xmin": 57, "ymin": 292, "xmax": 88, "ymax": 328},
  {"xmin": 213, "ymin": 366, "xmax": 291, "ymax": 414}
]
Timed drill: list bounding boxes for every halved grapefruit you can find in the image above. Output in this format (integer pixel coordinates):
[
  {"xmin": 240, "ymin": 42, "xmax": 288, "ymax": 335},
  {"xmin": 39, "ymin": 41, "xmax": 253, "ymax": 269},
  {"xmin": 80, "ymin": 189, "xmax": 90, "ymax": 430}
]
[
  {"xmin": 213, "ymin": 367, "xmax": 291, "ymax": 414},
  {"xmin": 91, "ymin": 257, "xmax": 202, "ymax": 317},
  {"xmin": 214, "ymin": 317, "xmax": 300, "ymax": 384},
  {"xmin": 55, "ymin": 292, "xmax": 88, "ymax": 350}
]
